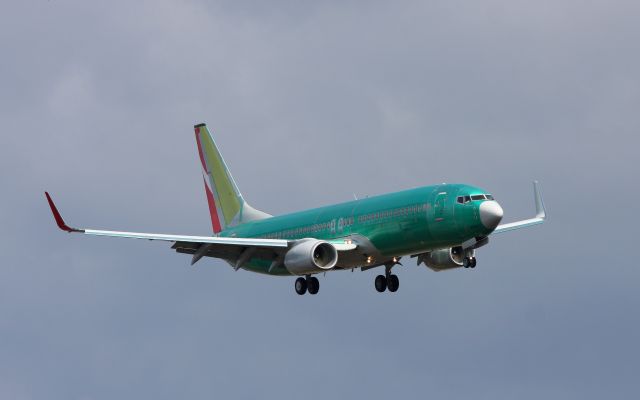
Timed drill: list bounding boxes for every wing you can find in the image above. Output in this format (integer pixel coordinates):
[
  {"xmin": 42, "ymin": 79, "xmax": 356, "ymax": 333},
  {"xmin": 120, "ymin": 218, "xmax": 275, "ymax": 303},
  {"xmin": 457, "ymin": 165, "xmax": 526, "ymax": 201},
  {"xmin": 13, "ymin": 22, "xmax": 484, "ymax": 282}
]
[
  {"xmin": 492, "ymin": 181, "xmax": 547, "ymax": 234},
  {"xmin": 45, "ymin": 192, "xmax": 289, "ymax": 267},
  {"xmin": 45, "ymin": 192, "xmax": 356, "ymax": 269}
]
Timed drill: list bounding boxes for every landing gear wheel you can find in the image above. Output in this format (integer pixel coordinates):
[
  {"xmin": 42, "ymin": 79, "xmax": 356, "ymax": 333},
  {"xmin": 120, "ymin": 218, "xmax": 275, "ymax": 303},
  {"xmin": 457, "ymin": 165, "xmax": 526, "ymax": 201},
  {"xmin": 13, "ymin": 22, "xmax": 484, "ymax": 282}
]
[
  {"xmin": 307, "ymin": 276, "xmax": 319, "ymax": 295},
  {"xmin": 463, "ymin": 257, "xmax": 471, "ymax": 268},
  {"xmin": 387, "ymin": 274, "xmax": 399, "ymax": 292},
  {"xmin": 470, "ymin": 257, "xmax": 477, "ymax": 268},
  {"xmin": 295, "ymin": 277, "xmax": 307, "ymax": 295},
  {"xmin": 375, "ymin": 275, "xmax": 387, "ymax": 292}
]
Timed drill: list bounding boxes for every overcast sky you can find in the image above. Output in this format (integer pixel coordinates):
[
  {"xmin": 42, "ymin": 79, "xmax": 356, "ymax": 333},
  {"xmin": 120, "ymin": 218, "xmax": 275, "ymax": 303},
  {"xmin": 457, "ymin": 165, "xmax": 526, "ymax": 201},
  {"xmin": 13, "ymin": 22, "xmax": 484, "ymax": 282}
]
[{"xmin": 1, "ymin": 1, "xmax": 639, "ymax": 399}]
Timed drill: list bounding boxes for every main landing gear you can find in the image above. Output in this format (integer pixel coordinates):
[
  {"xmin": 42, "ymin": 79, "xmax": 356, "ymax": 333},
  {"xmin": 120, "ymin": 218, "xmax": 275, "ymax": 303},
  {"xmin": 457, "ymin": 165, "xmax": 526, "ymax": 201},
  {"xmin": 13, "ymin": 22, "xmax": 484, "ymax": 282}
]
[
  {"xmin": 463, "ymin": 256, "xmax": 477, "ymax": 269},
  {"xmin": 375, "ymin": 265, "xmax": 399, "ymax": 293},
  {"xmin": 295, "ymin": 275, "xmax": 319, "ymax": 295}
]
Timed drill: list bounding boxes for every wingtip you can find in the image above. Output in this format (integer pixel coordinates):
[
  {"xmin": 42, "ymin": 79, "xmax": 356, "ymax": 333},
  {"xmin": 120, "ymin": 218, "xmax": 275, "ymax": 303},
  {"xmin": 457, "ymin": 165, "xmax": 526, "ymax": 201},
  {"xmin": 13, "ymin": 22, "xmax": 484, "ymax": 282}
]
[
  {"xmin": 45, "ymin": 192, "xmax": 83, "ymax": 233},
  {"xmin": 532, "ymin": 181, "xmax": 547, "ymax": 220}
]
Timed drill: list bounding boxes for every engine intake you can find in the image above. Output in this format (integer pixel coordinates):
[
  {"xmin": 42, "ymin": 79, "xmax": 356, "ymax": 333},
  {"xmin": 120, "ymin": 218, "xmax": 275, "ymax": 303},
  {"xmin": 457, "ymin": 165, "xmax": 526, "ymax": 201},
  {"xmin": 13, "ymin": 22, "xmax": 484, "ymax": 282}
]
[
  {"xmin": 284, "ymin": 240, "xmax": 338, "ymax": 275},
  {"xmin": 422, "ymin": 247, "xmax": 474, "ymax": 271}
]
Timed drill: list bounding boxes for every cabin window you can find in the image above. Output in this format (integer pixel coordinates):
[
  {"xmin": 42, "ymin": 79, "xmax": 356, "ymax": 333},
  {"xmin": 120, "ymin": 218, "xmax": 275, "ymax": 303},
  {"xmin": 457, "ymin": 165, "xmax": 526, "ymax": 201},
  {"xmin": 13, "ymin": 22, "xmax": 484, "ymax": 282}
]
[{"xmin": 457, "ymin": 196, "xmax": 464, "ymax": 204}]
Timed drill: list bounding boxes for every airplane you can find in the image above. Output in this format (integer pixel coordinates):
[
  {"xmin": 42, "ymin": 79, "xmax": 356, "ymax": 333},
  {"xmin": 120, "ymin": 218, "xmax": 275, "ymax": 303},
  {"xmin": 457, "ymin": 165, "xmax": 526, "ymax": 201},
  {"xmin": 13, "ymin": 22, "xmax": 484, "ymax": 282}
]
[{"xmin": 46, "ymin": 123, "xmax": 546, "ymax": 295}]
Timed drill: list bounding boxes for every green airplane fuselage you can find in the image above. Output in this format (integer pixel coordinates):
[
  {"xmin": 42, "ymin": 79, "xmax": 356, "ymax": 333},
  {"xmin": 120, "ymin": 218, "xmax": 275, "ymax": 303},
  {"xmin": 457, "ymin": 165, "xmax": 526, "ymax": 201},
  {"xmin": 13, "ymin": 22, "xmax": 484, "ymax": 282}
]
[{"xmin": 220, "ymin": 183, "xmax": 494, "ymax": 275}]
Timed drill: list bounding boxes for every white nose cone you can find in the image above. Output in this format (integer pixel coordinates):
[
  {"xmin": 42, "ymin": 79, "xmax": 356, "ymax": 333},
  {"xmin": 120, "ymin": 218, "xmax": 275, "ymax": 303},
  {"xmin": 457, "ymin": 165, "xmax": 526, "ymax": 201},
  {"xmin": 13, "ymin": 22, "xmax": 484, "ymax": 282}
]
[{"xmin": 480, "ymin": 201, "xmax": 503, "ymax": 230}]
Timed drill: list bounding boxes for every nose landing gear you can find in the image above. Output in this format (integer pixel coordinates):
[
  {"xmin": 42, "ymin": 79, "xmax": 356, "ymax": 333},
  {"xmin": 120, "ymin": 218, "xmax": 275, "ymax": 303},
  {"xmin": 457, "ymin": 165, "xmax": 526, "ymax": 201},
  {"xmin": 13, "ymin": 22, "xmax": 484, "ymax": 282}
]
[{"xmin": 463, "ymin": 256, "xmax": 477, "ymax": 268}]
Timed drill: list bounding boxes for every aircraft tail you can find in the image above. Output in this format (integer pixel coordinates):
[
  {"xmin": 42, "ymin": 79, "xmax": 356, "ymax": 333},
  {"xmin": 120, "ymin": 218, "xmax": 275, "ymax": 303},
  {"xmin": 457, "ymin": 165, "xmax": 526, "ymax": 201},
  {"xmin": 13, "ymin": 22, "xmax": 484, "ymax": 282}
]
[{"xmin": 194, "ymin": 123, "xmax": 271, "ymax": 234}]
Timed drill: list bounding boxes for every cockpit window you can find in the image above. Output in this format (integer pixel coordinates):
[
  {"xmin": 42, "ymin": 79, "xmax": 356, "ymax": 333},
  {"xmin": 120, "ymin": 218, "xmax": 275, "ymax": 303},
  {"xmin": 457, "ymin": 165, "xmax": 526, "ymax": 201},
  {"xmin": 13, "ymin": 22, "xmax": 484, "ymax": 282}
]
[
  {"xmin": 457, "ymin": 195, "xmax": 473, "ymax": 204},
  {"xmin": 463, "ymin": 194, "xmax": 494, "ymax": 202}
]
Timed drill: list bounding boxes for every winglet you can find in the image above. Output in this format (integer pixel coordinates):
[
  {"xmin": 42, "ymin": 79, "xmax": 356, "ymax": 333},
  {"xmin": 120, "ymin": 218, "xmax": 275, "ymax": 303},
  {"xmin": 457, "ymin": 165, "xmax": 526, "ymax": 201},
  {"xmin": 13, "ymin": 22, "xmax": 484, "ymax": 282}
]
[
  {"xmin": 492, "ymin": 181, "xmax": 547, "ymax": 234},
  {"xmin": 533, "ymin": 181, "xmax": 546, "ymax": 219},
  {"xmin": 45, "ymin": 192, "xmax": 84, "ymax": 233}
]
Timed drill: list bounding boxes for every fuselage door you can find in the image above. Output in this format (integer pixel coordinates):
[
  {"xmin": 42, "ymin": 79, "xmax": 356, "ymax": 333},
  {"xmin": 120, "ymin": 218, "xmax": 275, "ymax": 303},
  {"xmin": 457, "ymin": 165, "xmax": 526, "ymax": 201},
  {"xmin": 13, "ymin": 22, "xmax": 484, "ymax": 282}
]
[
  {"xmin": 434, "ymin": 192, "xmax": 447, "ymax": 222},
  {"xmin": 428, "ymin": 190, "xmax": 455, "ymax": 246}
]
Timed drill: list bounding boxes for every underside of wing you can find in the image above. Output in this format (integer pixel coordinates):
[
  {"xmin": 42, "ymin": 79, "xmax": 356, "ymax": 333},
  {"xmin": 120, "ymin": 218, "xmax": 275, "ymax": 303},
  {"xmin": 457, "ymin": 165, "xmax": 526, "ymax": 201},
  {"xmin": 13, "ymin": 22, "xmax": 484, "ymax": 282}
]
[{"xmin": 172, "ymin": 240, "xmax": 284, "ymax": 267}]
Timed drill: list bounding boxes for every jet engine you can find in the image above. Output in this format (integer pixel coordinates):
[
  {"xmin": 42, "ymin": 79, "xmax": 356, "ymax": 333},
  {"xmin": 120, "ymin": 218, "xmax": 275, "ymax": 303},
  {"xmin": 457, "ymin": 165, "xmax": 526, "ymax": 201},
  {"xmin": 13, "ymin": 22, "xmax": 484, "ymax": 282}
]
[
  {"xmin": 284, "ymin": 239, "xmax": 338, "ymax": 275},
  {"xmin": 422, "ymin": 247, "xmax": 474, "ymax": 271}
]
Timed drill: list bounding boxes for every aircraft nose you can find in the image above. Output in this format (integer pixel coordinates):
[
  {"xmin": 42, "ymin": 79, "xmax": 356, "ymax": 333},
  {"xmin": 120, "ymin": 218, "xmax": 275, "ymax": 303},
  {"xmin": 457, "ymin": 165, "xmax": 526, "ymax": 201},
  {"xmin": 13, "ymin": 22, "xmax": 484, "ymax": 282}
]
[{"xmin": 479, "ymin": 201, "xmax": 503, "ymax": 230}]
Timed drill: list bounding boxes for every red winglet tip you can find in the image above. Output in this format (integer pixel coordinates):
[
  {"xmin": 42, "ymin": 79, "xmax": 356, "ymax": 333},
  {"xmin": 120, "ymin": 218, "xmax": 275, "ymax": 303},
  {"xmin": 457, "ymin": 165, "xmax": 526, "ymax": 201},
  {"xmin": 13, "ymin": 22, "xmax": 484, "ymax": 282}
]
[{"xmin": 45, "ymin": 192, "xmax": 81, "ymax": 233}]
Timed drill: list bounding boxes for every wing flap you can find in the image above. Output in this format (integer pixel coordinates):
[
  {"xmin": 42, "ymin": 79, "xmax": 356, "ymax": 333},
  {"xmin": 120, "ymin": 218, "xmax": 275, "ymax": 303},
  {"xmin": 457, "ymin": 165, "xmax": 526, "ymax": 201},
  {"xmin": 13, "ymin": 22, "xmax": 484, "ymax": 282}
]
[{"xmin": 172, "ymin": 241, "xmax": 279, "ymax": 262}]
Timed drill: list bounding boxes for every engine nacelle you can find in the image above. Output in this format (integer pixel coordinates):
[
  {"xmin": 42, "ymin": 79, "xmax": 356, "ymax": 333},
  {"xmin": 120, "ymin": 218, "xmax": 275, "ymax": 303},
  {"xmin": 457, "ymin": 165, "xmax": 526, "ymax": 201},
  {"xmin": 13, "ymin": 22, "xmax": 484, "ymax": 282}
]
[
  {"xmin": 284, "ymin": 239, "xmax": 338, "ymax": 275},
  {"xmin": 422, "ymin": 247, "xmax": 474, "ymax": 271}
]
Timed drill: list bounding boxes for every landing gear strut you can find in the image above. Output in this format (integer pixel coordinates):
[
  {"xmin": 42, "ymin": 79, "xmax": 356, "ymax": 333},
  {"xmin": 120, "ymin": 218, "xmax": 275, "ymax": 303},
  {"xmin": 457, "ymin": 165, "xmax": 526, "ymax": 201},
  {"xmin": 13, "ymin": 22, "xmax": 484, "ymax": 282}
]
[
  {"xmin": 295, "ymin": 275, "xmax": 320, "ymax": 295},
  {"xmin": 375, "ymin": 264, "xmax": 400, "ymax": 293}
]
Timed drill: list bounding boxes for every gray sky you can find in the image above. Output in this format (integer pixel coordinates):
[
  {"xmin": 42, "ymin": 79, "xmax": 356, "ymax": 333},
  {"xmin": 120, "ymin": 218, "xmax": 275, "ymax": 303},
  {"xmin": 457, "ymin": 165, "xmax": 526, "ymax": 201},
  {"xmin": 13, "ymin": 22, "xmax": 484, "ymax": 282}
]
[{"xmin": 1, "ymin": 1, "xmax": 639, "ymax": 399}]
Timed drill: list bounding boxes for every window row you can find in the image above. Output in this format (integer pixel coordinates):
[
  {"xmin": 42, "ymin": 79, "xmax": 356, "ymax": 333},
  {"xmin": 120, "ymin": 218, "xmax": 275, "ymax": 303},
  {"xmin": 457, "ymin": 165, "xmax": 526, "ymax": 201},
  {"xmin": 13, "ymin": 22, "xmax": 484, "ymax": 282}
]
[
  {"xmin": 357, "ymin": 204, "xmax": 428, "ymax": 224},
  {"xmin": 264, "ymin": 217, "xmax": 355, "ymax": 239}
]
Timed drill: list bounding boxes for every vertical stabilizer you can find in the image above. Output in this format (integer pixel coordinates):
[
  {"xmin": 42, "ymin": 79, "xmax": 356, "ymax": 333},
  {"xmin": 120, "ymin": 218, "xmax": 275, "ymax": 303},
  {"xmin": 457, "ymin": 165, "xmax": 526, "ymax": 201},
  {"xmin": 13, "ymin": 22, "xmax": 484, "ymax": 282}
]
[{"xmin": 194, "ymin": 123, "xmax": 271, "ymax": 233}]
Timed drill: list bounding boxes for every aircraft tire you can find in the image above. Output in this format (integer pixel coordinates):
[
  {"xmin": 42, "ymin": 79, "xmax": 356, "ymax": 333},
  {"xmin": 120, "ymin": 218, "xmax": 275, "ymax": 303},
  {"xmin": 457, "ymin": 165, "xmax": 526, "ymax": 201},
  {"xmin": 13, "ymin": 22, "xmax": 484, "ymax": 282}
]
[
  {"xmin": 387, "ymin": 274, "xmax": 399, "ymax": 292},
  {"xmin": 375, "ymin": 275, "xmax": 387, "ymax": 292},
  {"xmin": 307, "ymin": 276, "xmax": 319, "ymax": 295},
  {"xmin": 463, "ymin": 257, "xmax": 471, "ymax": 268},
  {"xmin": 295, "ymin": 277, "xmax": 307, "ymax": 295},
  {"xmin": 470, "ymin": 257, "xmax": 477, "ymax": 268}
]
